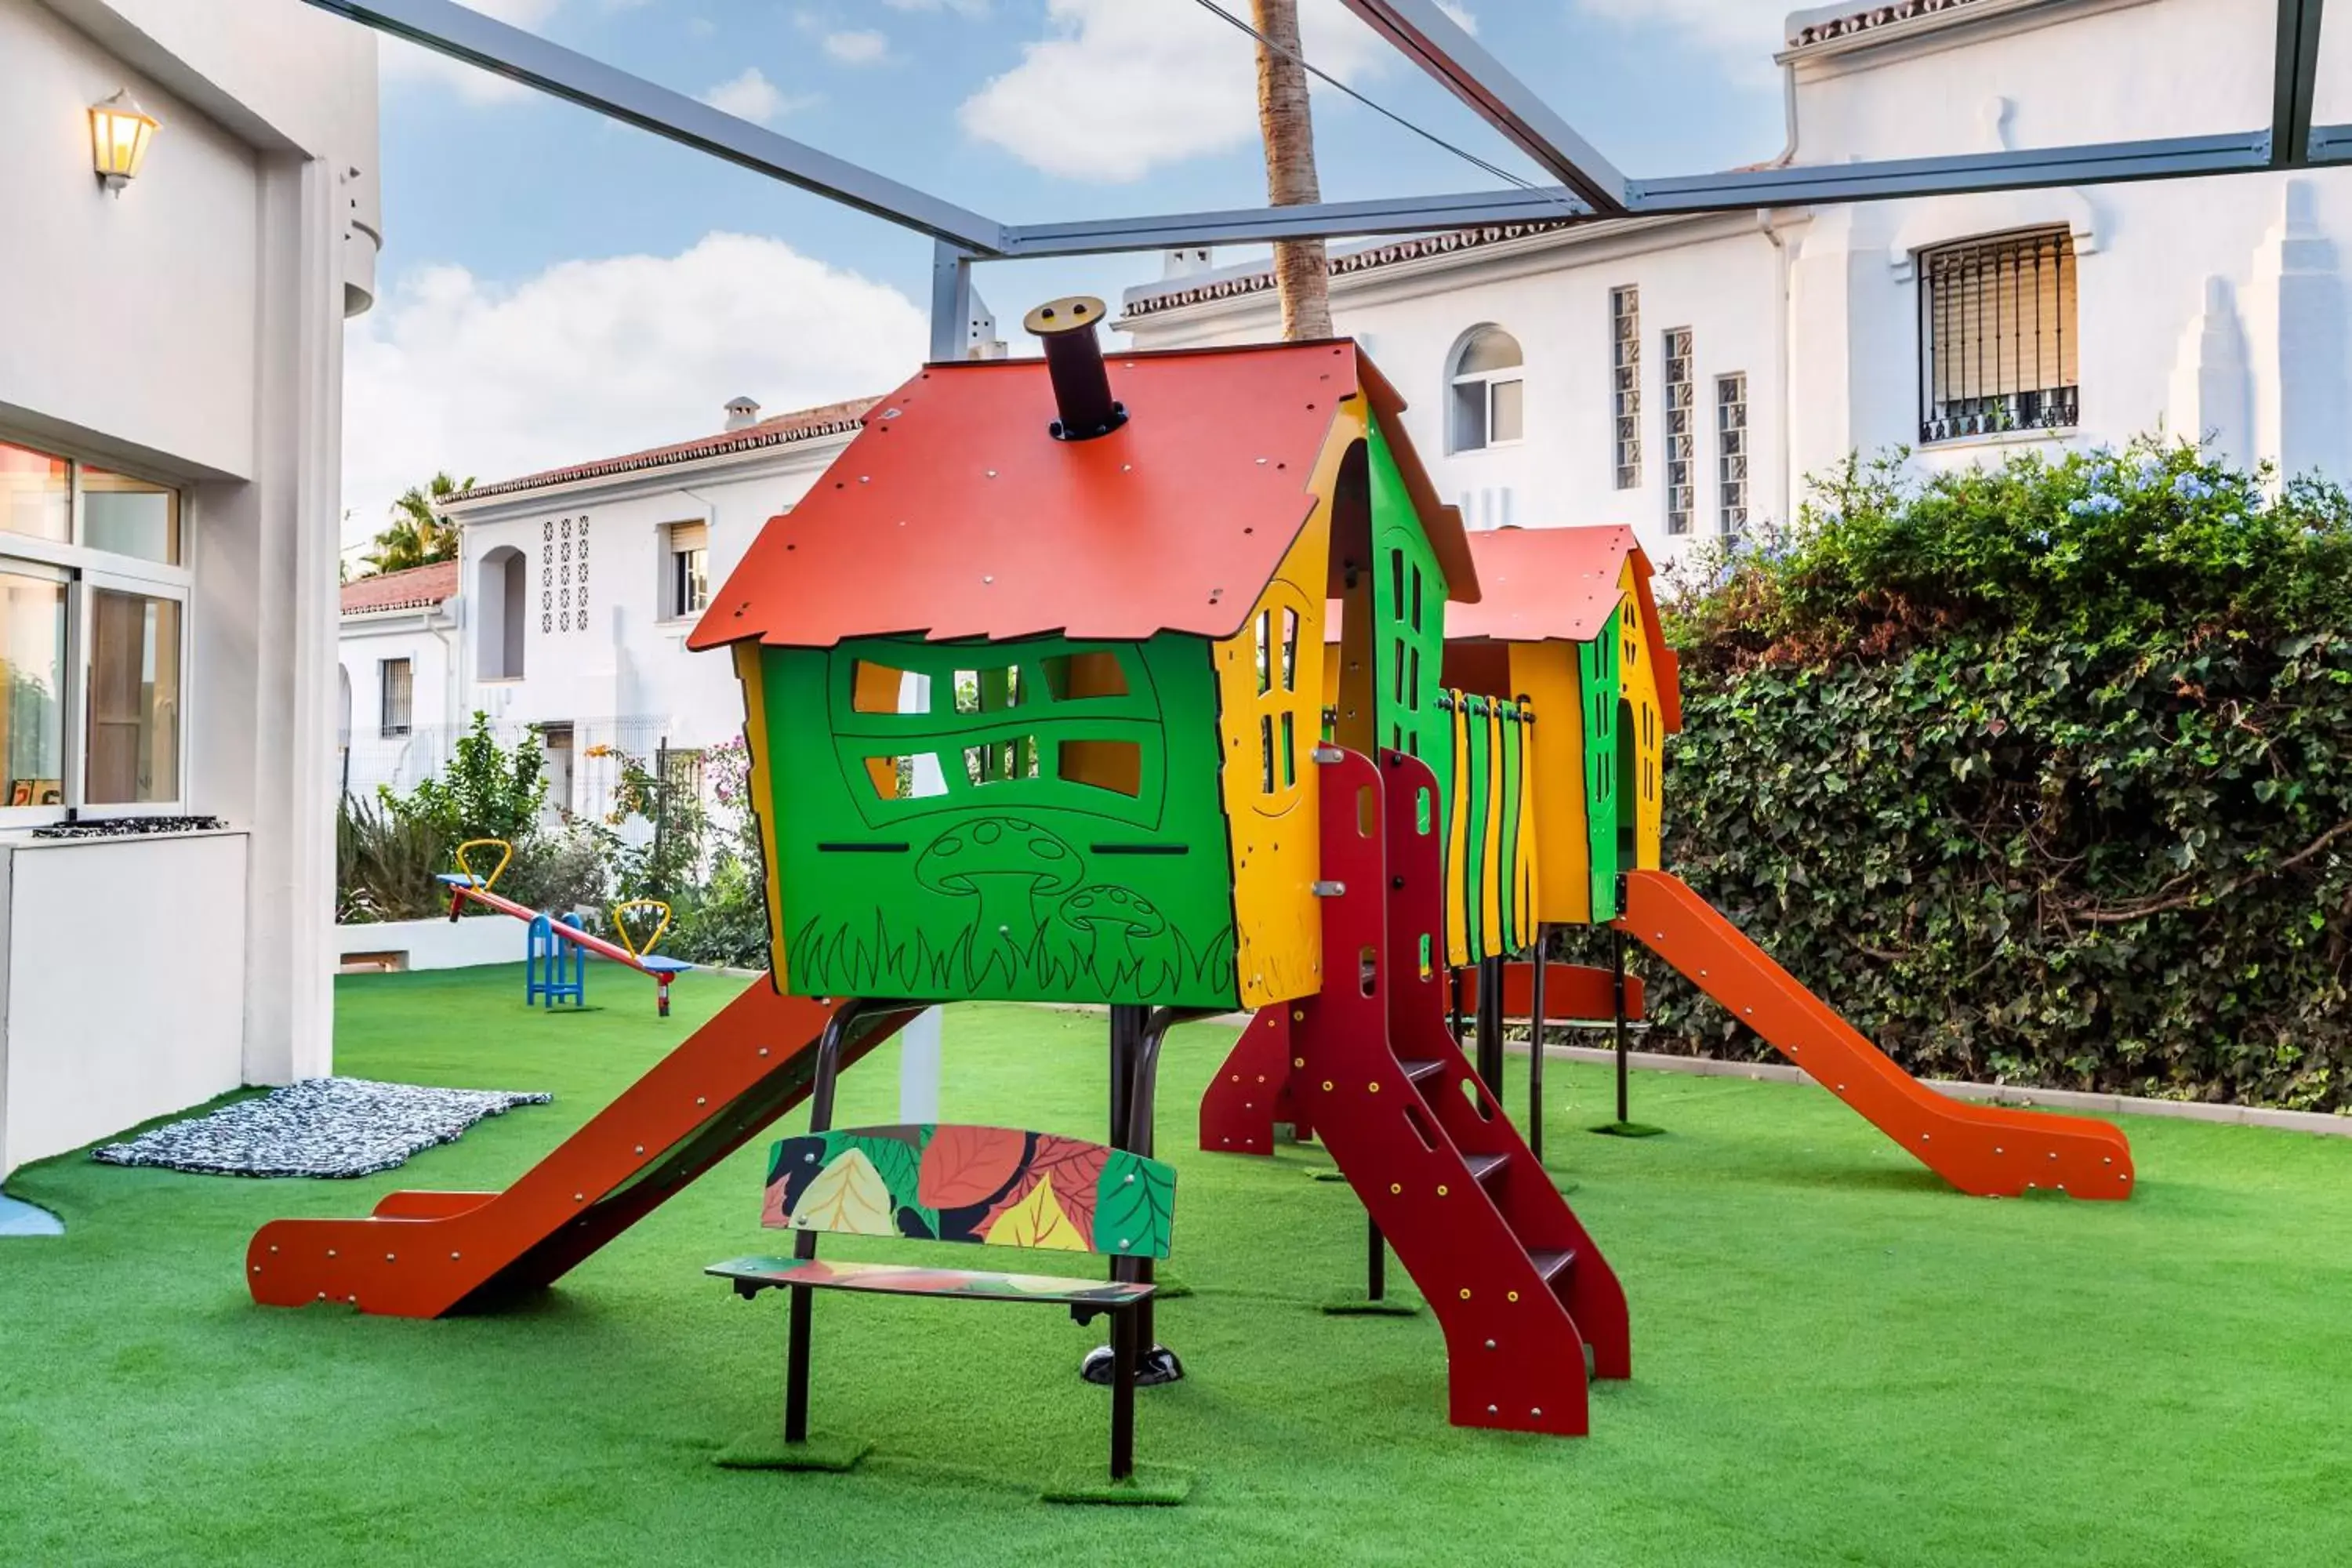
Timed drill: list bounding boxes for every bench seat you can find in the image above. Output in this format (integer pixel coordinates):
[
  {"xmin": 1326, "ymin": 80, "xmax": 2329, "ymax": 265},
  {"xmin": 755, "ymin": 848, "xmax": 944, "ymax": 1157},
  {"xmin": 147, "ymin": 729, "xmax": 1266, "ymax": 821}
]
[{"xmin": 709, "ymin": 1254, "xmax": 1155, "ymax": 1311}]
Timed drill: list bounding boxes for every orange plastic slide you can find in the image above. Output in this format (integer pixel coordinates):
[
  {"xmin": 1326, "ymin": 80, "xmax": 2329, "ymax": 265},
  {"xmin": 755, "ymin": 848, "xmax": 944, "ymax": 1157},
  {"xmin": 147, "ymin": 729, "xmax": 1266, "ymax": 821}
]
[
  {"xmin": 1615, "ymin": 870, "xmax": 2134, "ymax": 1200},
  {"xmin": 247, "ymin": 984, "xmax": 916, "ymax": 1316}
]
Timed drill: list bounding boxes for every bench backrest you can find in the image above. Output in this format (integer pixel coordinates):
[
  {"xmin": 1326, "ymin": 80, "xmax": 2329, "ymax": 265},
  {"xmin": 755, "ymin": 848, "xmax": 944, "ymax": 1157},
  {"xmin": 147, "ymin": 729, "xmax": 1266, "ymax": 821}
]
[{"xmin": 764, "ymin": 1123, "xmax": 1176, "ymax": 1260}]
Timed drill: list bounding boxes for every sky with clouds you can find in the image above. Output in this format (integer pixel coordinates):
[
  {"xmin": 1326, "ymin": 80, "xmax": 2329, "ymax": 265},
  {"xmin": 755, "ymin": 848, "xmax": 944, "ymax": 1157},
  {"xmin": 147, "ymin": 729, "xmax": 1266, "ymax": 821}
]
[{"xmin": 345, "ymin": 0, "xmax": 1805, "ymax": 543}]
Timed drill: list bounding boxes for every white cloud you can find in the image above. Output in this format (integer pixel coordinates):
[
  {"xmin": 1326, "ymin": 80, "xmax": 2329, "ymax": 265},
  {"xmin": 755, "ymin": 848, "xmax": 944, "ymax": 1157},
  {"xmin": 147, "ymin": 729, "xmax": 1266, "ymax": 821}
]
[
  {"xmin": 1570, "ymin": 0, "xmax": 1788, "ymax": 77},
  {"xmin": 379, "ymin": 0, "xmax": 564, "ymax": 106},
  {"xmin": 699, "ymin": 67, "xmax": 812, "ymax": 124},
  {"xmin": 960, "ymin": 0, "xmax": 1388, "ymax": 182},
  {"xmin": 883, "ymin": 0, "xmax": 987, "ymax": 13},
  {"xmin": 342, "ymin": 234, "xmax": 927, "ymax": 542},
  {"xmin": 1436, "ymin": 2, "xmax": 1476, "ymax": 34},
  {"xmin": 822, "ymin": 27, "xmax": 891, "ymax": 64}
]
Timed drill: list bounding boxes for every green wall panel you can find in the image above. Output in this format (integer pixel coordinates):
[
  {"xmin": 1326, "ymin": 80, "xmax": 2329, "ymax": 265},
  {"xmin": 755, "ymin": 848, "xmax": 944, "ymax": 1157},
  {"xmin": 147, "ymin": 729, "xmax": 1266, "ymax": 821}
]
[
  {"xmin": 1578, "ymin": 610, "xmax": 1621, "ymax": 923},
  {"xmin": 1367, "ymin": 416, "xmax": 1452, "ymax": 807},
  {"xmin": 760, "ymin": 633, "xmax": 1239, "ymax": 1007}
]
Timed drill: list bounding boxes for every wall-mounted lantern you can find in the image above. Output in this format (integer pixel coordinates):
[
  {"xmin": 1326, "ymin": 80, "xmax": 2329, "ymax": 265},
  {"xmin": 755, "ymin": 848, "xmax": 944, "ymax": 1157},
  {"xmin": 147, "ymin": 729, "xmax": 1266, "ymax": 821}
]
[{"xmin": 89, "ymin": 89, "xmax": 159, "ymax": 196}]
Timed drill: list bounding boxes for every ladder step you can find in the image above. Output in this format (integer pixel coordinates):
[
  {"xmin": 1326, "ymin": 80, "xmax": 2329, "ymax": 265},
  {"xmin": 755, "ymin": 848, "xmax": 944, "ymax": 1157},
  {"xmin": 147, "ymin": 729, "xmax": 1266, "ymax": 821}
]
[
  {"xmin": 1464, "ymin": 1152, "xmax": 1508, "ymax": 1185},
  {"xmin": 1398, "ymin": 1058, "xmax": 1445, "ymax": 1083},
  {"xmin": 1527, "ymin": 1247, "xmax": 1577, "ymax": 1284}
]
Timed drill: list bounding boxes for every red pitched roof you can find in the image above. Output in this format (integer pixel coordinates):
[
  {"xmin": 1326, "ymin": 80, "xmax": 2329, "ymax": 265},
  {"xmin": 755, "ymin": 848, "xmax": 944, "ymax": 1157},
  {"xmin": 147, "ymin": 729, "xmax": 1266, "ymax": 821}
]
[
  {"xmin": 689, "ymin": 343, "xmax": 1478, "ymax": 652},
  {"xmin": 1444, "ymin": 526, "xmax": 1681, "ymax": 733},
  {"xmin": 453, "ymin": 398, "xmax": 879, "ymax": 503},
  {"xmin": 341, "ymin": 560, "xmax": 458, "ymax": 615}
]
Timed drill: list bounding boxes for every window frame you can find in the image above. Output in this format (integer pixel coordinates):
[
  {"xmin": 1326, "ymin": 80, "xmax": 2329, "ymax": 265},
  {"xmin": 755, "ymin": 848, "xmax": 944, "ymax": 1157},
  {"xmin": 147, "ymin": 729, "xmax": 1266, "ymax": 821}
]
[
  {"xmin": 1662, "ymin": 326, "xmax": 1695, "ymax": 535},
  {"xmin": 665, "ymin": 521, "xmax": 710, "ymax": 620},
  {"xmin": 1609, "ymin": 285, "xmax": 1642, "ymax": 490},
  {"xmin": 1715, "ymin": 372, "xmax": 1750, "ymax": 539},
  {"xmin": 0, "ymin": 431, "xmax": 194, "ymax": 825},
  {"xmin": 1916, "ymin": 226, "xmax": 2081, "ymax": 445},
  {"xmin": 379, "ymin": 656, "xmax": 415, "ymax": 739},
  {"xmin": 1445, "ymin": 327, "xmax": 1526, "ymax": 456}
]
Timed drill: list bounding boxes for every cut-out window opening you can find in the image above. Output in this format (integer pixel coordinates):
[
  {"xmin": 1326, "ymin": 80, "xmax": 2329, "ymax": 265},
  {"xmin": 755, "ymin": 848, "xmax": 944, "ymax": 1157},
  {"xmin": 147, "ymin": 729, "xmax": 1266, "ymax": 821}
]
[
  {"xmin": 964, "ymin": 736, "xmax": 1044, "ymax": 786},
  {"xmin": 1040, "ymin": 650, "xmax": 1130, "ymax": 701},
  {"xmin": 1279, "ymin": 711, "xmax": 1297, "ymax": 788},
  {"xmin": 1254, "ymin": 611, "xmax": 1273, "ymax": 695},
  {"xmin": 1392, "ymin": 642, "xmax": 1406, "ymax": 704},
  {"xmin": 1279, "ymin": 608, "xmax": 1299, "ymax": 692},
  {"xmin": 1408, "ymin": 648, "xmax": 1421, "ymax": 710},
  {"xmin": 1058, "ymin": 738, "xmax": 1142, "ymax": 797},
  {"xmin": 1259, "ymin": 714, "xmax": 1276, "ymax": 794},
  {"xmin": 1389, "ymin": 550, "xmax": 1405, "ymax": 620},
  {"xmin": 1409, "ymin": 566, "xmax": 1424, "ymax": 633},
  {"xmin": 851, "ymin": 659, "xmax": 918, "ymax": 713}
]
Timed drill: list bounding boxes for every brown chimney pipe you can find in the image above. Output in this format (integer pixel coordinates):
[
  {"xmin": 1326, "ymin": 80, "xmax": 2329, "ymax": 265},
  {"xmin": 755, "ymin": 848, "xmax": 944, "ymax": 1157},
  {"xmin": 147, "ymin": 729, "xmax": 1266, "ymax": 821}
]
[{"xmin": 1022, "ymin": 296, "xmax": 1127, "ymax": 441}]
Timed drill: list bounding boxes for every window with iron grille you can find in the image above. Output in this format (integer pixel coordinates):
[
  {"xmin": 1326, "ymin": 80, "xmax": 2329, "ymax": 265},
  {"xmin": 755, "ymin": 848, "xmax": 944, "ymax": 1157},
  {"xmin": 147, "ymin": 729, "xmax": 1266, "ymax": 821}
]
[
  {"xmin": 379, "ymin": 658, "xmax": 412, "ymax": 738},
  {"xmin": 1663, "ymin": 328, "xmax": 1694, "ymax": 534},
  {"xmin": 1610, "ymin": 285, "xmax": 1641, "ymax": 488},
  {"xmin": 1918, "ymin": 230, "xmax": 2079, "ymax": 443},
  {"xmin": 1715, "ymin": 373, "xmax": 1748, "ymax": 537}
]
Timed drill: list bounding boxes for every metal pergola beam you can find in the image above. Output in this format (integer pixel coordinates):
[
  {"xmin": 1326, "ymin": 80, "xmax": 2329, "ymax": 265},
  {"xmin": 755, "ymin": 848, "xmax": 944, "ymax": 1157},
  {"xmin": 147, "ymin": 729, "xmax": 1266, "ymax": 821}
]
[
  {"xmin": 1336, "ymin": 0, "xmax": 1629, "ymax": 213},
  {"xmin": 2272, "ymin": 0, "xmax": 2328, "ymax": 167},
  {"xmin": 307, "ymin": 1, "xmax": 2342, "ymax": 297},
  {"xmin": 303, "ymin": 0, "xmax": 1007, "ymax": 253},
  {"xmin": 1624, "ymin": 131, "xmax": 2278, "ymax": 212}
]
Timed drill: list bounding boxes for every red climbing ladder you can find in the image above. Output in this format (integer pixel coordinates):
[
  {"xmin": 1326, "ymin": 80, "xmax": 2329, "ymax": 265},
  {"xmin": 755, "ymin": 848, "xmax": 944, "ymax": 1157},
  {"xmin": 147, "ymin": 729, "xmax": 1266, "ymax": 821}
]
[{"xmin": 1283, "ymin": 746, "xmax": 1629, "ymax": 1436}]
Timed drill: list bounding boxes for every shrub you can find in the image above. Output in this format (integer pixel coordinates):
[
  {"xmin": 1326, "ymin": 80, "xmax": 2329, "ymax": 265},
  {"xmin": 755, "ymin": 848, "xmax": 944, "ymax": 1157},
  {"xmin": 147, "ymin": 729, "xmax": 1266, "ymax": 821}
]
[
  {"xmin": 1646, "ymin": 438, "xmax": 2352, "ymax": 1109},
  {"xmin": 335, "ymin": 796, "xmax": 452, "ymax": 924},
  {"xmin": 376, "ymin": 711, "xmax": 547, "ymax": 844}
]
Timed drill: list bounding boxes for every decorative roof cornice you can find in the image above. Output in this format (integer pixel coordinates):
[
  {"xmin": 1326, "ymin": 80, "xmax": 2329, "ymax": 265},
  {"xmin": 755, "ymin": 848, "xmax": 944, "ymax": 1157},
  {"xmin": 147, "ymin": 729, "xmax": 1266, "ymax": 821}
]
[{"xmin": 1784, "ymin": 0, "xmax": 2002, "ymax": 50}]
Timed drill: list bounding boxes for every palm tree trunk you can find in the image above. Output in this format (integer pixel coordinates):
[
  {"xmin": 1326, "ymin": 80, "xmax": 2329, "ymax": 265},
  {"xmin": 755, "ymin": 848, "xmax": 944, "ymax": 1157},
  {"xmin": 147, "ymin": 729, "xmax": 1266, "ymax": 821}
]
[{"xmin": 1251, "ymin": 0, "xmax": 1332, "ymax": 341}]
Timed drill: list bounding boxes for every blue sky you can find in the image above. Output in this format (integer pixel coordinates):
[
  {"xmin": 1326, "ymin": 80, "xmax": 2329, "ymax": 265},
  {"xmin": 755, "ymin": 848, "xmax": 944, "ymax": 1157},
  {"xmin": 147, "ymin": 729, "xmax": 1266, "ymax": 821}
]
[{"xmin": 344, "ymin": 0, "xmax": 1801, "ymax": 540}]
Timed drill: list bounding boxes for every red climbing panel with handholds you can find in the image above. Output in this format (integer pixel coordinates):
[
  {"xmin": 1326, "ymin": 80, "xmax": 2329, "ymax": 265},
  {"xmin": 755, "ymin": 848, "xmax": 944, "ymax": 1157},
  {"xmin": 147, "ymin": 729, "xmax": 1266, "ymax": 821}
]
[
  {"xmin": 1288, "ymin": 746, "xmax": 1628, "ymax": 1436},
  {"xmin": 1615, "ymin": 869, "xmax": 2135, "ymax": 1200},
  {"xmin": 1198, "ymin": 1008, "xmax": 1313, "ymax": 1156},
  {"xmin": 246, "ymin": 985, "xmax": 918, "ymax": 1317}
]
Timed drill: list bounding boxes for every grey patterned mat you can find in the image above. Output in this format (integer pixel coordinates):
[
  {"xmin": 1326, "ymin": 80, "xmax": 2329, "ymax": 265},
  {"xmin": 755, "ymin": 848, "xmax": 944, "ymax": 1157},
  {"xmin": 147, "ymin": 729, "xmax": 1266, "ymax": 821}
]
[{"xmin": 91, "ymin": 1077, "xmax": 550, "ymax": 1178}]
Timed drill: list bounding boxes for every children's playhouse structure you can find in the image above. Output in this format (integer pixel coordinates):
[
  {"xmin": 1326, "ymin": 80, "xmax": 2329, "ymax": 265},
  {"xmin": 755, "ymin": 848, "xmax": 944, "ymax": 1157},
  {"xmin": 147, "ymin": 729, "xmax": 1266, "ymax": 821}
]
[{"xmin": 248, "ymin": 306, "xmax": 2134, "ymax": 1475}]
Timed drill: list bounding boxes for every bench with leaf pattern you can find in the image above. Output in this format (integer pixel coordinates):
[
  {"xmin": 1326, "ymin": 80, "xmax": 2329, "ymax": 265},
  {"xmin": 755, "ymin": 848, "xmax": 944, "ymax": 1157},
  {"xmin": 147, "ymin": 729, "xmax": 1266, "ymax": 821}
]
[{"xmin": 708, "ymin": 1122, "xmax": 1178, "ymax": 1483}]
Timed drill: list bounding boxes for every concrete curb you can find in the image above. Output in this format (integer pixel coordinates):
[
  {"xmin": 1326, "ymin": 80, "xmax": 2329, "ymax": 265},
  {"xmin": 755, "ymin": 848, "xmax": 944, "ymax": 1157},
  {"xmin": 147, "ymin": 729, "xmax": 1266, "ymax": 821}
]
[{"xmin": 1518, "ymin": 1038, "xmax": 2352, "ymax": 1138}]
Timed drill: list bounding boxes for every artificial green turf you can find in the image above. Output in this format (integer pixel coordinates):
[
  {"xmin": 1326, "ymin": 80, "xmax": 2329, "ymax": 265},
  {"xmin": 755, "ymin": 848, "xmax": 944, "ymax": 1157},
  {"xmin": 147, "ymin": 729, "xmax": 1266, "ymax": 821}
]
[{"xmin": 5, "ymin": 965, "xmax": 2352, "ymax": 1566}]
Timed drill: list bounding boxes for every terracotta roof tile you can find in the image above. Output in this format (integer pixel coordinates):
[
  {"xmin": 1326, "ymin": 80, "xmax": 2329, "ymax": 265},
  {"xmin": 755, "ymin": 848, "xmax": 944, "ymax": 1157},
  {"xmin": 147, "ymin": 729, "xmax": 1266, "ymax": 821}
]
[
  {"xmin": 452, "ymin": 397, "xmax": 880, "ymax": 504},
  {"xmin": 341, "ymin": 560, "xmax": 459, "ymax": 615}
]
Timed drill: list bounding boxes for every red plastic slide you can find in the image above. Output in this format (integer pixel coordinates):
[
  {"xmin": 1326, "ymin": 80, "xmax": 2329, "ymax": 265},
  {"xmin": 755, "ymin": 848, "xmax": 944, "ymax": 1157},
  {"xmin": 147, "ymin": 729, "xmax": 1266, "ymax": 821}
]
[
  {"xmin": 1615, "ymin": 869, "xmax": 2134, "ymax": 1200},
  {"xmin": 247, "ymin": 984, "xmax": 916, "ymax": 1316}
]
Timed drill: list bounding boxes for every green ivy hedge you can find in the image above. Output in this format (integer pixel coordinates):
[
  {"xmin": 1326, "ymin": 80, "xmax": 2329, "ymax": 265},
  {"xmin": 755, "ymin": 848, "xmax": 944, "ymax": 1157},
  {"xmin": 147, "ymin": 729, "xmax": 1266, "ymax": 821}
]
[{"xmin": 1631, "ymin": 441, "xmax": 2352, "ymax": 1110}]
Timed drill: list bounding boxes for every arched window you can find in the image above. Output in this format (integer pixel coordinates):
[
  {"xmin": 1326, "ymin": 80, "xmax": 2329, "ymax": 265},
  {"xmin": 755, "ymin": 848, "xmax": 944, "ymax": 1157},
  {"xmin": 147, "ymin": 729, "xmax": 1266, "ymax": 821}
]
[
  {"xmin": 477, "ymin": 546, "xmax": 527, "ymax": 680},
  {"xmin": 1448, "ymin": 326, "xmax": 1524, "ymax": 453}
]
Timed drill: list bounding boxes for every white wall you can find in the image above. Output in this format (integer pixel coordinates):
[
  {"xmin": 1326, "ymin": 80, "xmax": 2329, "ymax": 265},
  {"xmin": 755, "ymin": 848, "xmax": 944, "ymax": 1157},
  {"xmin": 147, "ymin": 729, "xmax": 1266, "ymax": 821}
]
[
  {"xmin": 444, "ymin": 434, "xmax": 854, "ymax": 798},
  {"xmin": 339, "ymin": 611, "xmax": 457, "ymax": 798},
  {"xmin": 1123, "ymin": 216, "xmax": 1787, "ymax": 572},
  {"xmin": 0, "ymin": 833, "xmax": 249, "ymax": 1175},
  {"xmin": 336, "ymin": 913, "xmax": 522, "ymax": 971},
  {"xmin": 1783, "ymin": 0, "xmax": 2352, "ymax": 485},
  {"xmin": 0, "ymin": 0, "xmax": 376, "ymax": 1173},
  {"xmin": 1122, "ymin": 0, "xmax": 2352, "ymax": 536}
]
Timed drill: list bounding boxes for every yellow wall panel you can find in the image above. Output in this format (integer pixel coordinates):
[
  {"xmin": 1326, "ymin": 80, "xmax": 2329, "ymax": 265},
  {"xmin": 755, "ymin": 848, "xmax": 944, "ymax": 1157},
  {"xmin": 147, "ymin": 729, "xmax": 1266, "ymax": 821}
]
[
  {"xmin": 1512, "ymin": 642, "xmax": 1592, "ymax": 925},
  {"xmin": 1210, "ymin": 408, "xmax": 1359, "ymax": 1007},
  {"xmin": 734, "ymin": 641, "xmax": 789, "ymax": 992},
  {"xmin": 1615, "ymin": 564, "xmax": 1666, "ymax": 871}
]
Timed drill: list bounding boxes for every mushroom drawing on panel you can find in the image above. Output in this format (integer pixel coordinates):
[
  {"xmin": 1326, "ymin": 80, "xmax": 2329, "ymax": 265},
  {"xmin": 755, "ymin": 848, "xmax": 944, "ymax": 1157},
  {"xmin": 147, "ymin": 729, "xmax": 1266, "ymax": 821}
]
[{"xmin": 915, "ymin": 817, "xmax": 1083, "ymax": 985}]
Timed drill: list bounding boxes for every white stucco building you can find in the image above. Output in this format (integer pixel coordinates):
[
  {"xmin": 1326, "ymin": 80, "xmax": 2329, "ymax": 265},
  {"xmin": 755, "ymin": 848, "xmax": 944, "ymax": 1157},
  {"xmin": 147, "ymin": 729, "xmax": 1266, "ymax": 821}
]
[
  {"xmin": 1121, "ymin": 0, "xmax": 2352, "ymax": 572},
  {"xmin": 0, "ymin": 0, "xmax": 378, "ymax": 1179},
  {"xmin": 336, "ymin": 401, "xmax": 867, "ymax": 818}
]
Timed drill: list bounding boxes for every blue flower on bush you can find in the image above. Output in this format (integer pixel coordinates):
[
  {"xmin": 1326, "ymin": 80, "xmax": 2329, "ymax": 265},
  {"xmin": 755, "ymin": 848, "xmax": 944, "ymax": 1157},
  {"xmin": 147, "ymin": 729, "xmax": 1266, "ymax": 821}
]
[
  {"xmin": 2171, "ymin": 473, "xmax": 2214, "ymax": 502},
  {"xmin": 2133, "ymin": 457, "xmax": 2164, "ymax": 488},
  {"xmin": 2067, "ymin": 492, "xmax": 2125, "ymax": 517},
  {"xmin": 2085, "ymin": 462, "xmax": 2117, "ymax": 487}
]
